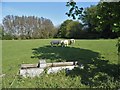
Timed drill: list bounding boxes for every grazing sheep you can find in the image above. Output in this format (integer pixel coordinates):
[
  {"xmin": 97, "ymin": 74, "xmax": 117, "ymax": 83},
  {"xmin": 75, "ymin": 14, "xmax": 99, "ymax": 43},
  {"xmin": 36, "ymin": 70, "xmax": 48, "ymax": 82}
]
[
  {"xmin": 69, "ymin": 39, "xmax": 75, "ymax": 45},
  {"xmin": 50, "ymin": 40, "xmax": 61, "ymax": 47},
  {"xmin": 61, "ymin": 40, "xmax": 69, "ymax": 47}
]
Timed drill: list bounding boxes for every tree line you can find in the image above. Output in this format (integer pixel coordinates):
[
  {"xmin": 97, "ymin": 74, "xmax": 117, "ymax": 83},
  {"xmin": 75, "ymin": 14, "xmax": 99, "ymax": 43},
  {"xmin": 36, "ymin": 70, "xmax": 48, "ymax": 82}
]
[
  {"xmin": 57, "ymin": 19, "xmax": 118, "ymax": 39},
  {"xmin": 1, "ymin": 15, "xmax": 57, "ymax": 40},
  {"xmin": 0, "ymin": 1, "xmax": 120, "ymax": 40}
]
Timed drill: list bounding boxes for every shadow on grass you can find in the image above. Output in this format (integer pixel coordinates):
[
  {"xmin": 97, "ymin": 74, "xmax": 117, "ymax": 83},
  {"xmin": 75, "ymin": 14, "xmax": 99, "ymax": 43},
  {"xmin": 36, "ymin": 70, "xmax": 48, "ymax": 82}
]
[{"xmin": 31, "ymin": 45, "xmax": 120, "ymax": 87}]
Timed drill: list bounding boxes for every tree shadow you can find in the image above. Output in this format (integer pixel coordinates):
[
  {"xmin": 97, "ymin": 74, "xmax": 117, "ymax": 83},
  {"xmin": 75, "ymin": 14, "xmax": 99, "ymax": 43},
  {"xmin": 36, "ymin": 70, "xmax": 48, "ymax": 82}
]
[{"xmin": 31, "ymin": 45, "xmax": 120, "ymax": 87}]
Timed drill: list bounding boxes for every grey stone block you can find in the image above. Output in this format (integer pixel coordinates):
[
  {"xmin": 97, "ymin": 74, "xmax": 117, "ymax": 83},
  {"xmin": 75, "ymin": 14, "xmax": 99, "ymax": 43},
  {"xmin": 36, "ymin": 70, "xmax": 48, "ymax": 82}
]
[{"xmin": 20, "ymin": 68, "xmax": 44, "ymax": 77}]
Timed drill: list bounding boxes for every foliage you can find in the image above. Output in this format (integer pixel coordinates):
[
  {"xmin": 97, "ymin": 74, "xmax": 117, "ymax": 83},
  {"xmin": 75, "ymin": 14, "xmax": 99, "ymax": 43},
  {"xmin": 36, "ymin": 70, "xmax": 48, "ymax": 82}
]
[
  {"xmin": 58, "ymin": 19, "xmax": 83, "ymax": 38},
  {"xmin": 58, "ymin": 19, "xmax": 116, "ymax": 39},
  {"xmin": 82, "ymin": 5, "xmax": 98, "ymax": 32},
  {"xmin": 58, "ymin": 19, "xmax": 72, "ymax": 38},
  {"xmin": 66, "ymin": 0, "xmax": 83, "ymax": 20},
  {"xmin": 2, "ymin": 34, "xmax": 13, "ymax": 40},
  {"xmin": 66, "ymin": 21, "xmax": 83, "ymax": 38},
  {"xmin": 2, "ymin": 39, "xmax": 119, "ymax": 88},
  {"xmin": 96, "ymin": 2, "xmax": 120, "ymax": 37},
  {"xmin": 66, "ymin": 1, "xmax": 119, "ymax": 38},
  {"xmin": 2, "ymin": 15, "xmax": 57, "ymax": 39},
  {"xmin": 83, "ymin": 4, "xmax": 118, "ymax": 38},
  {"xmin": 0, "ymin": 25, "xmax": 2, "ymax": 40}
]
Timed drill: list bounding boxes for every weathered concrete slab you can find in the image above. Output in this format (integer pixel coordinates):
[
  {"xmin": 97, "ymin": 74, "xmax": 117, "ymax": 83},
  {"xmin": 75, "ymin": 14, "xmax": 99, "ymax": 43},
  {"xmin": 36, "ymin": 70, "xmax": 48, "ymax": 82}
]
[
  {"xmin": 20, "ymin": 68, "xmax": 44, "ymax": 77},
  {"xmin": 21, "ymin": 64, "xmax": 38, "ymax": 69},
  {"xmin": 47, "ymin": 61, "xmax": 77, "ymax": 67},
  {"xmin": 20, "ymin": 60, "xmax": 79, "ymax": 77},
  {"xmin": 47, "ymin": 66, "xmax": 77, "ymax": 74}
]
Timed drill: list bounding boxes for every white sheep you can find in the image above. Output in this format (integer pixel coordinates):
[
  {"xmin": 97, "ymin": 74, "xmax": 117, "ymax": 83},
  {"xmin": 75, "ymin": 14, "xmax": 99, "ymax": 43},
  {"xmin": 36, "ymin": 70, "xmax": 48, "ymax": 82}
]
[
  {"xmin": 61, "ymin": 40, "xmax": 69, "ymax": 47},
  {"xmin": 69, "ymin": 39, "xmax": 75, "ymax": 45}
]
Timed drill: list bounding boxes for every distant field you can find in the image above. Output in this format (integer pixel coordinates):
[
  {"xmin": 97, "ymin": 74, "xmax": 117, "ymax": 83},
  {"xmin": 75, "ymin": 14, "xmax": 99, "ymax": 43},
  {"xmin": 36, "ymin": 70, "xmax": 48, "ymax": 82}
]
[{"xmin": 2, "ymin": 39, "xmax": 119, "ymax": 88}]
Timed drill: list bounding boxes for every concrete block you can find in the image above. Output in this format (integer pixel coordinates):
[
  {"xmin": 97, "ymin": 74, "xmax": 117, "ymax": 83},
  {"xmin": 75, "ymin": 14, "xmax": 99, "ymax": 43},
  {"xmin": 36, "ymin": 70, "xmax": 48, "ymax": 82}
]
[
  {"xmin": 20, "ymin": 68, "xmax": 44, "ymax": 77},
  {"xmin": 38, "ymin": 60, "xmax": 47, "ymax": 69},
  {"xmin": 47, "ymin": 66, "xmax": 76, "ymax": 74}
]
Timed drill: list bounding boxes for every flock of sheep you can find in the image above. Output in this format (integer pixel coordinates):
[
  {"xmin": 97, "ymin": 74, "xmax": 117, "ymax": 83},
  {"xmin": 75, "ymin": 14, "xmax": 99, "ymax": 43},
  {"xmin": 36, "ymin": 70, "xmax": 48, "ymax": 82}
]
[{"xmin": 50, "ymin": 39, "xmax": 75, "ymax": 47}]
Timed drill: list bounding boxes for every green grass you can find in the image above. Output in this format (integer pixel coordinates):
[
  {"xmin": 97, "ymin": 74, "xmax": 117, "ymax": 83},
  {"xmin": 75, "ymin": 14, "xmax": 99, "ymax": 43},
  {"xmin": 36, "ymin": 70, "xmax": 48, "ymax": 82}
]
[{"xmin": 2, "ymin": 39, "xmax": 119, "ymax": 88}]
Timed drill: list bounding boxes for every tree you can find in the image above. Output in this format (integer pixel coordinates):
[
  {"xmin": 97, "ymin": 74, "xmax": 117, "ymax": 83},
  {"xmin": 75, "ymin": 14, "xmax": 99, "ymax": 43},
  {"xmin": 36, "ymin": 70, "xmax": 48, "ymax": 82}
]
[
  {"xmin": 66, "ymin": 1, "xmax": 120, "ymax": 34},
  {"xmin": 96, "ymin": 2, "xmax": 120, "ymax": 38},
  {"xmin": 58, "ymin": 19, "xmax": 83, "ymax": 38},
  {"xmin": 2, "ymin": 15, "xmax": 56, "ymax": 39},
  {"xmin": 0, "ymin": 24, "xmax": 2, "ymax": 39},
  {"xmin": 66, "ymin": 21, "xmax": 83, "ymax": 38},
  {"xmin": 82, "ymin": 5, "xmax": 98, "ymax": 32},
  {"xmin": 58, "ymin": 20, "xmax": 72, "ymax": 38},
  {"xmin": 66, "ymin": 0, "xmax": 83, "ymax": 20},
  {"xmin": 82, "ymin": 5, "xmax": 118, "ymax": 38}
]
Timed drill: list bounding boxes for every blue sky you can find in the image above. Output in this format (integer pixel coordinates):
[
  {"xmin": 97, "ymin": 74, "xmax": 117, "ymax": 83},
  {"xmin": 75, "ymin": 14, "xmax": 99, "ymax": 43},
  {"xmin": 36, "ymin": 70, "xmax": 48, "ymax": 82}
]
[{"xmin": 1, "ymin": 2, "xmax": 98, "ymax": 26}]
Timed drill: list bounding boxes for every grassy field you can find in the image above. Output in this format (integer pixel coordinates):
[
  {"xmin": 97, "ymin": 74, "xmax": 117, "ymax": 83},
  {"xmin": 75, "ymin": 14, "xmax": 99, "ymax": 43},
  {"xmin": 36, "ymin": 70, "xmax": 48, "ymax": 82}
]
[{"xmin": 2, "ymin": 39, "xmax": 120, "ymax": 88}]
